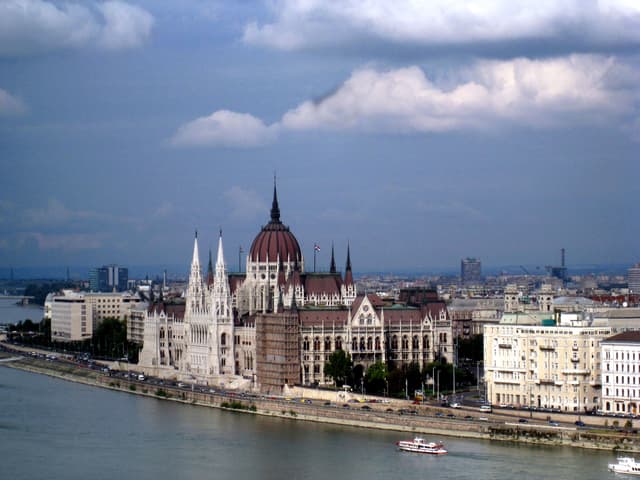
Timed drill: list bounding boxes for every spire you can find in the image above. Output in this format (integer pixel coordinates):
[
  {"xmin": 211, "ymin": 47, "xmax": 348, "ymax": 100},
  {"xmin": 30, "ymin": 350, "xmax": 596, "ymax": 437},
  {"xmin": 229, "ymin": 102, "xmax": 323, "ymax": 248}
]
[
  {"xmin": 216, "ymin": 230, "xmax": 225, "ymax": 268},
  {"xmin": 207, "ymin": 249, "xmax": 214, "ymax": 286},
  {"xmin": 277, "ymin": 288, "xmax": 284, "ymax": 313},
  {"xmin": 270, "ymin": 175, "xmax": 281, "ymax": 223},
  {"xmin": 330, "ymin": 243, "xmax": 336, "ymax": 273},
  {"xmin": 344, "ymin": 242, "xmax": 353, "ymax": 286},
  {"xmin": 192, "ymin": 230, "xmax": 200, "ymax": 265},
  {"xmin": 291, "ymin": 288, "xmax": 298, "ymax": 312}
]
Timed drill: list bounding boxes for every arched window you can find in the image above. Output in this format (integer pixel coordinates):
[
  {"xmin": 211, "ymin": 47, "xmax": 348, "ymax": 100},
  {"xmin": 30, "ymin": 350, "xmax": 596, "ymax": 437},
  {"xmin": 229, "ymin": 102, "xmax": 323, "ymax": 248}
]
[
  {"xmin": 367, "ymin": 337, "xmax": 373, "ymax": 350},
  {"xmin": 352, "ymin": 337, "xmax": 358, "ymax": 351},
  {"xmin": 423, "ymin": 335, "xmax": 429, "ymax": 350},
  {"xmin": 402, "ymin": 335, "xmax": 409, "ymax": 350},
  {"xmin": 391, "ymin": 335, "xmax": 398, "ymax": 350},
  {"xmin": 375, "ymin": 336, "xmax": 381, "ymax": 350},
  {"xmin": 313, "ymin": 337, "xmax": 321, "ymax": 351},
  {"xmin": 335, "ymin": 336, "xmax": 343, "ymax": 350},
  {"xmin": 360, "ymin": 337, "xmax": 366, "ymax": 350},
  {"xmin": 412, "ymin": 335, "xmax": 419, "ymax": 349},
  {"xmin": 325, "ymin": 336, "xmax": 331, "ymax": 351},
  {"xmin": 303, "ymin": 337, "xmax": 310, "ymax": 351},
  {"xmin": 221, "ymin": 332, "xmax": 226, "ymax": 346}
]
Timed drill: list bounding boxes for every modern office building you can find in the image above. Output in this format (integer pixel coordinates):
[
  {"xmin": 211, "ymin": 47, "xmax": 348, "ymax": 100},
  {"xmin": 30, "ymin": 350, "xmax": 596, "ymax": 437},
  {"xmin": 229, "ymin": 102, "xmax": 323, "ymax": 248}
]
[
  {"xmin": 89, "ymin": 264, "xmax": 129, "ymax": 292},
  {"xmin": 628, "ymin": 263, "xmax": 640, "ymax": 295},
  {"xmin": 461, "ymin": 257, "xmax": 482, "ymax": 284}
]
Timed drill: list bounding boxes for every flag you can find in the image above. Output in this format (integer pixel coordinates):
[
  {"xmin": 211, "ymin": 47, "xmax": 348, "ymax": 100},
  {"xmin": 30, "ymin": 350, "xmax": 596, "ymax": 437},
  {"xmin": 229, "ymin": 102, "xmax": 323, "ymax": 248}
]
[{"xmin": 314, "ymin": 244, "xmax": 320, "ymax": 252}]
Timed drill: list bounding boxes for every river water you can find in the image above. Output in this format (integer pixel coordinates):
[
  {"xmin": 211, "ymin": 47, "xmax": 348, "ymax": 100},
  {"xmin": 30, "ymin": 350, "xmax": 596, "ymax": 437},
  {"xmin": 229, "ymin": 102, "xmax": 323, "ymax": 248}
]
[
  {"xmin": 0, "ymin": 297, "xmax": 43, "ymax": 325},
  {"xmin": 0, "ymin": 367, "xmax": 617, "ymax": 480}
]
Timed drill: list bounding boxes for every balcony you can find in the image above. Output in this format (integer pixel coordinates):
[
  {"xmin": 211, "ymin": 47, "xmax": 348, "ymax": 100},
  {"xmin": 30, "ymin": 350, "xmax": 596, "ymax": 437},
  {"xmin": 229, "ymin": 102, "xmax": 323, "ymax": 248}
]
[
  {"xmin": 561, "ymin": 369, "xmax": 590, "ymax": 375},
  {"xmin": 570, "ymin": 357, "xmax": 580, "ymax": 363},
  {"xmin": 539, "ymin": 345, "xmax": 555, "ymax": 351},
  {"xmin": 498, "ymin": 343, "xmax": 512, "ymax": 349}
]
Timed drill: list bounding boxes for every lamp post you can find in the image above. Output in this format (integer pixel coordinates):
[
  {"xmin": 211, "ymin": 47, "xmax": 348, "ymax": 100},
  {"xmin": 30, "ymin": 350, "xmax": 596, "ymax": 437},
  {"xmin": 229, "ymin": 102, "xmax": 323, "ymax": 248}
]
[{"xmin": 437, "ymin": 369, "xmax": 440, "ymax": 401}]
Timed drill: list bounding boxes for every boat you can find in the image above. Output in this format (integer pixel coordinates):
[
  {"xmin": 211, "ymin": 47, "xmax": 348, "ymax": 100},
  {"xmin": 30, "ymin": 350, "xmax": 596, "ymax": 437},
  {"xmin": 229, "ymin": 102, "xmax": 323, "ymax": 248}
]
[
  {"xmin": 396, "ymin": 437, "xmax": 447, "ymax": 455},
  {"xmin": 609, "ymin": 457, "xmax": 640, "ymax": 475}
]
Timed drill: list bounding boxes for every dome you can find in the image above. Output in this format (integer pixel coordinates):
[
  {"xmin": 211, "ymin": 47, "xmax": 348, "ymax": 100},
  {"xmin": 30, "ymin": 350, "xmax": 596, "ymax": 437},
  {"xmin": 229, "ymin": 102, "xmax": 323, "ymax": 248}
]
[{"xmin": 248, "ymin": 184, "xmax": 302, "ymax": 264}]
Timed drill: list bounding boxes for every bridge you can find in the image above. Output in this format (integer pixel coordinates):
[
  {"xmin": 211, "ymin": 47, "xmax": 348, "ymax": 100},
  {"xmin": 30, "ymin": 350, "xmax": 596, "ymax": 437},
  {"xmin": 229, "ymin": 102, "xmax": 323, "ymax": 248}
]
[{"xmin": 0, "ymin": 295, "xmax": 36, "ymax": 305}]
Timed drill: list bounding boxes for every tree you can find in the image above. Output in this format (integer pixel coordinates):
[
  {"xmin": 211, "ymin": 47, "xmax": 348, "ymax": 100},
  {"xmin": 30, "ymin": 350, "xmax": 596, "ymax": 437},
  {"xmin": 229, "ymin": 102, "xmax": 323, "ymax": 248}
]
[
  {"xmin": 324, "ymin": 350, "xmax": 353, "ymax": 387},
  {"xmin": 365, "ymin": 362, "xmax": 387, "ymax": 395}
]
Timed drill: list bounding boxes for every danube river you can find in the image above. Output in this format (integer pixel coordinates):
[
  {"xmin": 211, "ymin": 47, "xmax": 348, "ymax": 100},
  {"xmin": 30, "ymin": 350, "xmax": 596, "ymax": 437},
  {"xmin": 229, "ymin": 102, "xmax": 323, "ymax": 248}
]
[
  {"xmin": 0, "ymin": 297, "xmax": 43, "ymax": 325},
  {"xmin": 0, "ymin": 368, "xmax": 618, "ymax": 480}
]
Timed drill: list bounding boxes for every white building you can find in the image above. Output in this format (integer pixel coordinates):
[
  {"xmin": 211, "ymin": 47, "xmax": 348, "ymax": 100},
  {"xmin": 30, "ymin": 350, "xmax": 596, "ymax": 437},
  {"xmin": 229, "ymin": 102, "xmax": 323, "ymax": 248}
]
[
  {"xmin": 601, "ymin": 331, "xmax": 640, "ymax": 415},
  {"xmin": 51, "ymin": 291, "xmax": 93, "ymax": 341},
  {"xmin": 50, "ymin": 290, "xmax": 143, "ymax": 342}
]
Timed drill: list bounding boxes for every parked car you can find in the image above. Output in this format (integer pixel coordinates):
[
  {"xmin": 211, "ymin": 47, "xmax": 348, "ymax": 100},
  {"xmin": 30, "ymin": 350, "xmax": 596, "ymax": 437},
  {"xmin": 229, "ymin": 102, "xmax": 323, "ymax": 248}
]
[{"xmin": 575, "ymin": 420, "xmax": 586, "ymax": 427}]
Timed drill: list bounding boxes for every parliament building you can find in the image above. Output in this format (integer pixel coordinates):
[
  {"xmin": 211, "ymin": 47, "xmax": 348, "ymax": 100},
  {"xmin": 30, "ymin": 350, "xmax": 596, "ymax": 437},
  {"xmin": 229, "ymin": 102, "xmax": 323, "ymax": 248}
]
[{"xmin": 138, "ymin": 183, "xmax": 452, "ymax": 393}]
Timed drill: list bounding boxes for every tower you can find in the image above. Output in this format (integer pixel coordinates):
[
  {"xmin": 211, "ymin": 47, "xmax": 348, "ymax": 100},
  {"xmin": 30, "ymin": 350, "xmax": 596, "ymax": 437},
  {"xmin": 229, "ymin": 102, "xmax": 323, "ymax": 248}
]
[{"xmin": 212, "ymin": 231, "xmax": 234, "ymax": 375}]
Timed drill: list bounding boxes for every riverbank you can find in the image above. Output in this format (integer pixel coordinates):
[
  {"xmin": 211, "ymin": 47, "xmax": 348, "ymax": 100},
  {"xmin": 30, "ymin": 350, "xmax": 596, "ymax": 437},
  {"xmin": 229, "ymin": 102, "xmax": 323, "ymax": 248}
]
[{"xmin": 2, "ymin": 350, "xmax": 639, "ymax": 453}]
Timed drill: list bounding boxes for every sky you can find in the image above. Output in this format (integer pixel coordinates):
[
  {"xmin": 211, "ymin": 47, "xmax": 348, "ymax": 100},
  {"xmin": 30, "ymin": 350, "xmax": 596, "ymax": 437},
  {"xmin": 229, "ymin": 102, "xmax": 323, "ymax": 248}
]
[{"xmin": 0, "ymin": 0, "xmax": 639, "ymax": 276}]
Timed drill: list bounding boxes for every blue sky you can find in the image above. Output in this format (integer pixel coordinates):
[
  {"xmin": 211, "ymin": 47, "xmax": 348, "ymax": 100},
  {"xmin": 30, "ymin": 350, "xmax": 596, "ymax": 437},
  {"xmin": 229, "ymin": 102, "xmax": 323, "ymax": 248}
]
[{"xmin": 0, "ymin": 0, "xmax": 638, "ymax": 275}]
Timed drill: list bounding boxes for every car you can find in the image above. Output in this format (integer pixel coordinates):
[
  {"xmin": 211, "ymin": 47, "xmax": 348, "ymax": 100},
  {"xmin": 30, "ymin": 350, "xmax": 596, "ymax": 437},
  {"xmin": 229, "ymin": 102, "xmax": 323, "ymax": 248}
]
[
  {"xmin": 575, "ymin": 420, "xmax": 586, "ymax": 427},
  {"xmin": 342, "ymin": 404, "xmax": 350, "ymax": 408},
  {"xmin": 464, "ymin": 415, "xmax": 473, "ymax": 420},
  {"xmin": 435, "ymin": 412, "xmax": 444, "ymax": 417},
  {"xmin": 549, "ymin": 421, "xmax": 559, "ymax": 427},
  {"xmin": 361, "ymin": 405, "xmax": 371, "ymax": 410},
  {"xmin": 446, "ymin": 413, "xmax": 455, "ymax": 418},
  {"xmin": 518, "ymin": 418, "xmax": 528, "ymax": 423},
  {"xmin": 385, "ymin": 408, "xmax": 394, "ymax": 413},
  {"xmin": 450, "ymin": 402, "xmax": 460, "ymax": 409}
]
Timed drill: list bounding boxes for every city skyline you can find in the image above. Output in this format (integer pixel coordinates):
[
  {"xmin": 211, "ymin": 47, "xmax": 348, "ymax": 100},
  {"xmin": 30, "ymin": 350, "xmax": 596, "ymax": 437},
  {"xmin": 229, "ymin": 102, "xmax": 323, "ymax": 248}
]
[{"xmin": 1, "ymin": 1, "xmax": 639, "ymax": 272}]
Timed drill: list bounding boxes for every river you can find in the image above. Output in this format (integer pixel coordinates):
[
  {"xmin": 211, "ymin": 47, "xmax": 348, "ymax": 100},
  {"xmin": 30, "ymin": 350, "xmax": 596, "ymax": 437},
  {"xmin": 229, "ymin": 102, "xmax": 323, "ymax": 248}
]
[
  {"xmin": 0, "ymin": 367, "xmax": 617, "ymax": 480},
  {"xmin": 0, "ymin": 297, "xmax": 43, "ymax": 325}
]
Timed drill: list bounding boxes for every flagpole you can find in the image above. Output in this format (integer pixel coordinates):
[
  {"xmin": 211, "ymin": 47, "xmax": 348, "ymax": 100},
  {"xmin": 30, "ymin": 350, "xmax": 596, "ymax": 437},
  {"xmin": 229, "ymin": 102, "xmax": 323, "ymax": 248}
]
[{"xmin": 313, "ymin": 244, "xmax": 317, "ymax": 272}]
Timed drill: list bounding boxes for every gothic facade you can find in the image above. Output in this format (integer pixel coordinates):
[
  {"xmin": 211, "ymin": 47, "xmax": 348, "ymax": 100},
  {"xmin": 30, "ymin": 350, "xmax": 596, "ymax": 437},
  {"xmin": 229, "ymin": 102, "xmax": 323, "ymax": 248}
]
[{"xmin": 138, "ymin": 183, "xmax": 452, "ymax": 392}]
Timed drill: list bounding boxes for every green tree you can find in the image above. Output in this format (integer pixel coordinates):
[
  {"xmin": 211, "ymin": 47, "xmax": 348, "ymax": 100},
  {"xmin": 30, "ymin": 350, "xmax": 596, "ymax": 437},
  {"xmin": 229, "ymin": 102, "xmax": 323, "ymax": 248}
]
[
  {"xmin": 324, "ymin": 350, "xmax": 353, "ymax": 387},
  {"xmin": 365, "ymin": 361, "xmax": 387, "ymax": 395}
]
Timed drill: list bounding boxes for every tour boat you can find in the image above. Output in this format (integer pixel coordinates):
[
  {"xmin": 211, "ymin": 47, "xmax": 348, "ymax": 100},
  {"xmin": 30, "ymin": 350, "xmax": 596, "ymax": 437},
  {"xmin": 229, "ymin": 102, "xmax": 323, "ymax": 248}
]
[
  {"xmin": 609, "ymin": 457, "xmax": 640, "ymax": 475},
  {"xmin": 396, "ymin": 437, "xmax": 448, "ymax": 455}
]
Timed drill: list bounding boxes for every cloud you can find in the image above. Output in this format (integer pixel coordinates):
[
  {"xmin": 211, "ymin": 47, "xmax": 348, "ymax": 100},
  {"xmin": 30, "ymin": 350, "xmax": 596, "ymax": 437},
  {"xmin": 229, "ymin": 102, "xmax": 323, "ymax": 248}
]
[
  {"xmin": 243, "ymin": 0, "xmax": 640, "ymax": 53},
  {"xmin": 224, "ymin": 186, "xmax": 267, "ymax": 220},
  {"xmin": 171, "ymin": 110, "xmax": 278, "ymax": 147},
  {"xmin": 0, "ymin": 88, "xmax": 26, "ymax": 115},
  {"xmin": 282, "ymin": 56, "xmax": 635, "ymax": 133},
  {"xmin": 0, "ymin": 0, "xmax": 153, "ymax": 56},
  {"xmin": 171, "ymin": 55, "xmax": 639, "ymax": 147}
]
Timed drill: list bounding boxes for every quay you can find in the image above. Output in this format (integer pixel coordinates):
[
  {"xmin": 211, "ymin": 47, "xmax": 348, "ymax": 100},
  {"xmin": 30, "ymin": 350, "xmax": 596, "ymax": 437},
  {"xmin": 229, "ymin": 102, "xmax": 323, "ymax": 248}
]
[{"xmin": 2, "ymin": 345, "xmax": 640, "ymax": 453}]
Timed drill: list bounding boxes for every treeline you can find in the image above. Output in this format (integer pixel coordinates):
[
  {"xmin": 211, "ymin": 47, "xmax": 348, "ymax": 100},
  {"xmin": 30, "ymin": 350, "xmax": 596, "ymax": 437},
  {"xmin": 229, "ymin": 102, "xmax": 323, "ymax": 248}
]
[
  {"xmin": 24, "ymin": 281, "xmax": 77, "ymax": 306},
  {"xmin": 323, "ymin": 350, "xmax": 477, "ymax": 398}
]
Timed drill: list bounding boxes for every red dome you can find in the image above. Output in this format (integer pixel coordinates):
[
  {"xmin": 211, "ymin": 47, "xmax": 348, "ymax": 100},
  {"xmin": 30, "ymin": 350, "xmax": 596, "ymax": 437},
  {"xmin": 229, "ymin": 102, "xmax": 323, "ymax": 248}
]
[{"xmin": 249, "ymin": 183, "xmax": 302, "ymax": 263}]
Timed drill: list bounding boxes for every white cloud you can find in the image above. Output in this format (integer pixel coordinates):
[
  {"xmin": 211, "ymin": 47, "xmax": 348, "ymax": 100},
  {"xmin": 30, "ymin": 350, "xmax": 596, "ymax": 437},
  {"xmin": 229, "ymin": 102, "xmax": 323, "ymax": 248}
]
[
  {"xmin": 172, "ymin": 55, "xmax": 638, "ymax": 147},
  {"xmin": 224, "ymin": 186, "xmax": 267, "ymax": 220},
  {"xmin": 0, "ymin": 88, "xmax": 26, "ymax": 115},
  {"xmin": 243, "ymin": 0, "xmax": 640, "ymax": 52},
  {"xmin": 97, "ymin": 1, "xmax": 154, "ymax": 50},
  {"xmin": 171, "ymin": 110, "xmax": 278, "ymax": 147},
  {"xmin": 281, "ymin": 56, "xmax": 635, "ymax": 133},
  {"xmin": 0, "ymin": 0, "xmax": 153, "ymax": 56}
]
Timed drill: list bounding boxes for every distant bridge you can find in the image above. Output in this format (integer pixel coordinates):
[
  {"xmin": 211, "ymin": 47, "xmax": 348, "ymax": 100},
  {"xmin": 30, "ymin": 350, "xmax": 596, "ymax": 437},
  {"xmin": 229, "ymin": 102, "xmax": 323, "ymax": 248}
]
[{"xmin": 0, "ymin": 295, "xmax": 36, "ymax": 305}]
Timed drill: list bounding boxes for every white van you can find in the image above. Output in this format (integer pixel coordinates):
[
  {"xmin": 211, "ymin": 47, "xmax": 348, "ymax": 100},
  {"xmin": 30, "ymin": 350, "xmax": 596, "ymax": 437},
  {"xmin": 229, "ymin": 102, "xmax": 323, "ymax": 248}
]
[
  {"xmin": 138, "ymin": 374, "xmax": 145, "ymax": 381},
  {"xmin": 479, "ymin": 404, "xmax": 492, "ymax": 413}
]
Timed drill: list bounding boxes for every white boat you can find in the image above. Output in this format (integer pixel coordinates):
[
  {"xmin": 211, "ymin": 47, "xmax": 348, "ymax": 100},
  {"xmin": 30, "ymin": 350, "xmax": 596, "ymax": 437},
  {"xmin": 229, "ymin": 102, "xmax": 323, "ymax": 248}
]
[
  {"xmin": 609, "ymin": 457, "xmax": 640, "ymax": 475},
  {"xmin": 396, "ymin": 437, "xmax": 447, "ymax": 455}
]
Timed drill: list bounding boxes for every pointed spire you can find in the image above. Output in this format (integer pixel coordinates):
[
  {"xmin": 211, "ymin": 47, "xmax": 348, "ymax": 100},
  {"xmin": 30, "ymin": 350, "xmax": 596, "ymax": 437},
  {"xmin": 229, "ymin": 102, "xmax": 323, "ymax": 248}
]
[
  {"xmin": 270, "ymin": 175, "xmax": 281, "ymax": 223},
  {"xmin": 330, "ymin": 243, "xmax": 336, "ymax": 273},
  {"xmin": 216, "ymin": 230, "xmax": 225, "ymax": 268},
  {"xmin": 207, "ymin": 249, "xmax": 214, "ymax": 286},
  {"xmin": 192, "ymin": 230, "xmax": 200, "ymax": 266},
  {"xmin": 344, "ymin": 242, "xmax": 353, "ymax": 286}
]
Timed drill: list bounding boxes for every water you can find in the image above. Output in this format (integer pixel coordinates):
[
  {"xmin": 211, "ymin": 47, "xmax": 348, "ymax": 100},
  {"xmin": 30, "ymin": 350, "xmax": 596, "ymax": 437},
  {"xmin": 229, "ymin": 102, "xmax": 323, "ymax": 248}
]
[
  {"xmin": 0, "ymin": 297, "xmax": 43, "ymax": 325},
  {"xmin": 0, "ymin": 367, "xmax": 617, "ymax": 480}
]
